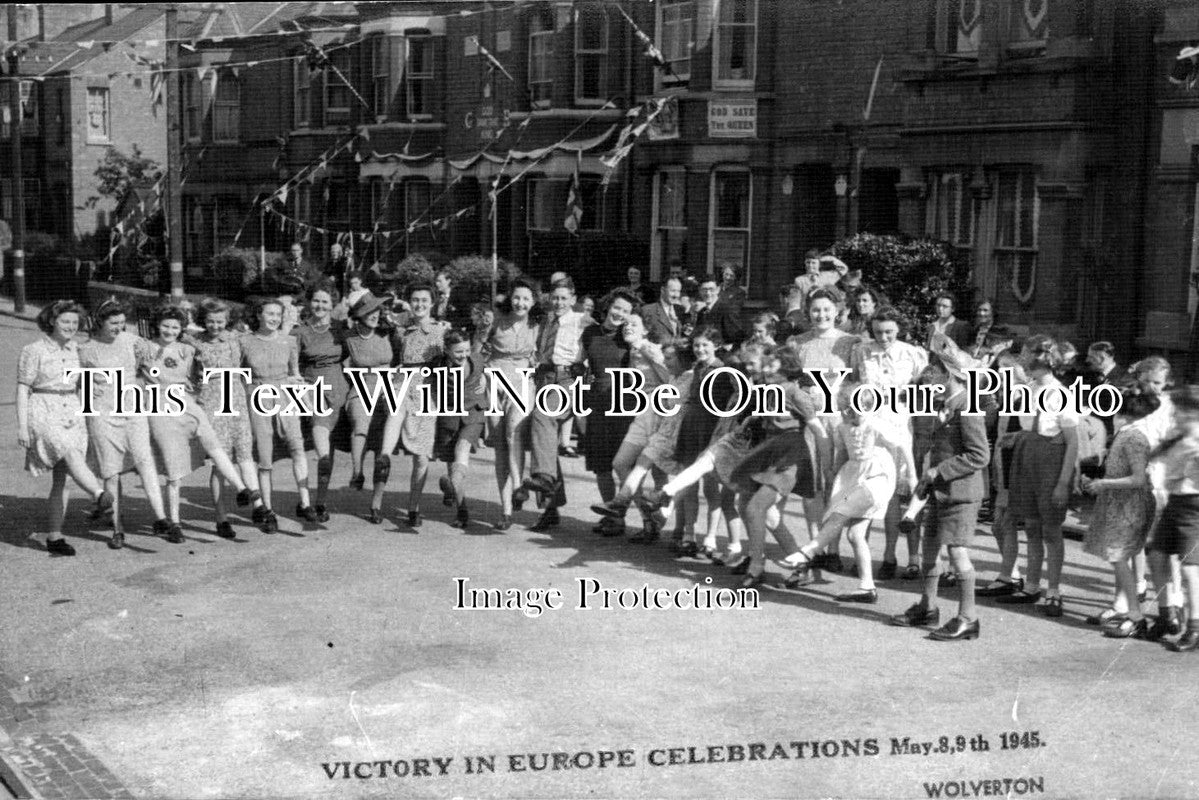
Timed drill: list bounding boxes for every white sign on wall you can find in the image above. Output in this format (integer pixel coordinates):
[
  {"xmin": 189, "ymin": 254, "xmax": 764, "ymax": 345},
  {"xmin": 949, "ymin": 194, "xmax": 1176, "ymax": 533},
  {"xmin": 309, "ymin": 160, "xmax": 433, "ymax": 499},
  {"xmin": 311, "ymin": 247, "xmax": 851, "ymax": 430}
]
[{"xmin": 708, "ymin": 98, "xmax": 757, "ymax": 138}]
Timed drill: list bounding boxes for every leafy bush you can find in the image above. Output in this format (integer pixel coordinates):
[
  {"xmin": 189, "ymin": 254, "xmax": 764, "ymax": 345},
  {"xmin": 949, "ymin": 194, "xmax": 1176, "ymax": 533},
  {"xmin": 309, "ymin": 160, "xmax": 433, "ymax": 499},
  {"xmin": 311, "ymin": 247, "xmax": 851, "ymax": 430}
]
[
  {"xmin": 210, "ymin": 247, "xmax": 287, "ymax": 297},
  {"xmin": 829, "ymin": 233, "xmax": 972, "ymax": 340},
  {"xmin": 446, "ymin": 254, "xmax": 520, "ymax": 306}
]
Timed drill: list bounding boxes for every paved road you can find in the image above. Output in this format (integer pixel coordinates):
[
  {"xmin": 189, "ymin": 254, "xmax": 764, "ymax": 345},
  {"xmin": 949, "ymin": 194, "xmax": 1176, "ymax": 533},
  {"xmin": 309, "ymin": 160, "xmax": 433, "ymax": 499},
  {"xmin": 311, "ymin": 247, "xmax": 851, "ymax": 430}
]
[{"xmin": 0, "ymin": 314, "xmax": 1196, "ymax": 799}]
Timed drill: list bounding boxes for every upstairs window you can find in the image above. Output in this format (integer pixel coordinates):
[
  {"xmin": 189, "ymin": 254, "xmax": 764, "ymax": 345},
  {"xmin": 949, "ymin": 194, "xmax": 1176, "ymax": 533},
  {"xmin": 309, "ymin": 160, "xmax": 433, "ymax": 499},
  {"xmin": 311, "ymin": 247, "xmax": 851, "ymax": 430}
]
[
  {"xmin": 657, "ymin": 0, "xmax": 695, "ymax": 86},
  {"xmin": 528, "ymin": 11, "xmax": 555, "ymax": 108},
  {"xmin": 212, "ymin": 69, "xmax": 240, "ymax": 142},
  {"xmin": 1010, "ymin": 0, "xmax": 1049, "ymax": 50},
  {"xmin": 293, "ymin": 60, "xmax": 311, "ymax": 127},
  {"xmin": 935, "ymin": 0, "xmax": 983, "ymax": 57},
  {"xmin": 405, "ymin": 34, "xmax": 434, "ymax": 119},
  {"xmin": 86, "ymin": 87, "xmax": 110, "ymax": 143},
  {"xmin": 574, "ymin": 3, "xmax": 608, "ymax": 105},
  {"xmin": 713, "ymin": 0, "xmax": 757, "ymax": 88},
  {"xmin": 372, "ymin": 36, "xmax": 391, "ymax": 120},
  {"xmin": 324, "ymin": 49, "xmax": 352, "ymax": 126}
]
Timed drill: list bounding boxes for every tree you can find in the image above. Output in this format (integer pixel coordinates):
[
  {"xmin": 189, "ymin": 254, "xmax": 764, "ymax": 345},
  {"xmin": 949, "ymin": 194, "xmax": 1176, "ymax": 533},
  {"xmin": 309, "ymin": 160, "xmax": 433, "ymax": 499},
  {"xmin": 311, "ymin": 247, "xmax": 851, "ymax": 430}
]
[{"xmin": 90, "ymin": 145, "xmax": 163, "ymax": 205}]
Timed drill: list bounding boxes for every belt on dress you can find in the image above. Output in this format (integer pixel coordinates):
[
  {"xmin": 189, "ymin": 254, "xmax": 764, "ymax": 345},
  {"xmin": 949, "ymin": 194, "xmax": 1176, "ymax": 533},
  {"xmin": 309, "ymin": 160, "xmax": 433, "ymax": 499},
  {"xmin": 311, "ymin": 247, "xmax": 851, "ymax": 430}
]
[{"xmin": 31, "ymin": 387, "xmax": 76, "ymax": 395}]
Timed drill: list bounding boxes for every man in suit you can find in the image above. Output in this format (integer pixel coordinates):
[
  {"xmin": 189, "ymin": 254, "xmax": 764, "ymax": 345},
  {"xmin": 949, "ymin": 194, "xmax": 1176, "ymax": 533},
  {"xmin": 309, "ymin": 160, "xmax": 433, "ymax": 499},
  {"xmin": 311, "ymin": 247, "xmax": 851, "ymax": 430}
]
[
  {"xmin": 693, "ymin": 277, "xmax": 744, "ymax": 348},
  {"xmin": 1085, "ymin": 341, "xmax": 1132, "ymax": 388},
  {"xmin": 891, "ymin": 339, "xmax": 990, "ymax": 642},
  {"xmin": 433, "ymin": 268, "xmax": 472, "ymax": 331},
  {"xmin": 640, "ymin": 277, "xmax": 685, "ymax": 344}
]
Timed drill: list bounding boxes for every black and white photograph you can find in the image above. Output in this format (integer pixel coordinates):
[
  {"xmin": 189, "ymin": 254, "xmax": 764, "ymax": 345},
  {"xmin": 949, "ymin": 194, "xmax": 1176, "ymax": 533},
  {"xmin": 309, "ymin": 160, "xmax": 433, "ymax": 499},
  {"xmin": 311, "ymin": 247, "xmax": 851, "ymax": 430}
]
[{"xmin": 0, "ymin": 1, "xmax": 1198, "ymax": 797}]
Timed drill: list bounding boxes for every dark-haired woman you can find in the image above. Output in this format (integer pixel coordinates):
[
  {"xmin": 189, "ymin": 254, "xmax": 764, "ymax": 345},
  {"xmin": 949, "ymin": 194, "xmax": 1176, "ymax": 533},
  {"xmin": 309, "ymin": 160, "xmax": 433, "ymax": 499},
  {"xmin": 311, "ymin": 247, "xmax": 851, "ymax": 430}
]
[
  {"xmin": 142, "ymin": 305, "xmax": 261, "ymax": 542},
  {"xmin": 1082, "ymin": 388, "xmax": 1160, "ymax": 638},
  {"xmin": 293, "ymin": 282, "xmax": 349, "ymax": 521},
  {"xmin": 188, "ymin": 298, "xmax": 261, "ymax": 538},
  {"xmin": 483, "ymin": 279, "xmax": 539, "ymax": 529},
  {"xmin": 240, "ymin": 297, "xmax": 313, "ymax": 530},
  {"xmin": 580, "ymin": 290, "xmax": 637, "ymax": 532},
  {"xmin": 17, "ymin": 301, "xmax": 115, "ymax": 555},
  {"xmin": 842, "ymin": 286, "xmax": 884, "ymax": 343},
  {"xmin": 78, "ymin": 299, "xmax": 169, "ymax": 548},
  {"xmin": 432, "ymin": 330, "xmax": 487, "ymax": 528},
  {"xmin": 374, "ymin": 282, "xmax": 449, "ymax": 526}
]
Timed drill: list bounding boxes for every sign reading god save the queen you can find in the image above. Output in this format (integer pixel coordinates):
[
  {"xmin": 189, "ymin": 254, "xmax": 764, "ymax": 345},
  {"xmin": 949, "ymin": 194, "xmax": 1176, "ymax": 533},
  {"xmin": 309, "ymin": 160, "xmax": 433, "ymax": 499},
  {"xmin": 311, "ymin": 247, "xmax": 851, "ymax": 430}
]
[{"xmin": 708, "ymin": 98, "xmax": 757, "ymax": 138}]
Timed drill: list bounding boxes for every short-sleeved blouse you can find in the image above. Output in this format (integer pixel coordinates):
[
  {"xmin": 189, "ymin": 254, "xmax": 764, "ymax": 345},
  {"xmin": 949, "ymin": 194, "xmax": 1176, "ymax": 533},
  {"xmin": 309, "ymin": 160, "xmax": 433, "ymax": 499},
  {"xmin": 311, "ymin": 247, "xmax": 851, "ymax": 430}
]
[{"xmin": 19, "ymin": 335, "xmax": 81, "ymax": 392}]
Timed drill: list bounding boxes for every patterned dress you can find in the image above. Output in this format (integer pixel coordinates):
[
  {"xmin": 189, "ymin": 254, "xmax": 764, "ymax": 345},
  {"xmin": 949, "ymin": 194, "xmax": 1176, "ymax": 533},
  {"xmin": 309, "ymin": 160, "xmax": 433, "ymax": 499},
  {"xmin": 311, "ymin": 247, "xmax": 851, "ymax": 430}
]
[
  {"xmin": 77, "ymin": 331, "xmax": 157, "ymax": 478},
  {"xmin": 18, "ymin": 336, "xmax": 89, "ymax": 476},
  {"xmin": 186, "ymin": 331, "xmax": 254, "ymax": 463},
  {"xmin": 391, "ymin": 318, "xmax": 449, "ymax": 459},
  {"xmin": 1084, "ymin": 427, "xmax": 1155, "ymax": 562}
]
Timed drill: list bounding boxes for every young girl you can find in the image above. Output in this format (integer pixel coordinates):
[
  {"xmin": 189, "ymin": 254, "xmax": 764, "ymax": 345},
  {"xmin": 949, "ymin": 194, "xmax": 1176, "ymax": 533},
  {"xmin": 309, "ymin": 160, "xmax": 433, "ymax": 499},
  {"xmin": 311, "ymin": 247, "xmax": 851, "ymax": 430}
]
[
  {"xmin": 432, "ymin": 330, "xmax": 486, "ymax": 529},
  {"xmin": 1082, "ymin": 388, "xmax": 1160, "ymax": 638},
  {"xmin": 293, "ymin": 281, "xmax": 349, "ymax": 521},
  {"xmin": 188, "ymin": 298, "xmax": 262, "ymax": 537},
  {"xmin": 240, "ymin": 297, "xmax": 314, "ymax": 530},
  {"xmin": 375, "ymin": 283, "xmax": 450, "ymax": 527},
  {"xmin": 783, "ymin": 381, "xmax": 915, "ymax": 601},
  {"xmin": 142, "ymin": 305, "xmax": 261, "ymax": 542},
  {"xmin": 17, "ymin": 301, "xmax": 115, "ymax": 555},
  {"xmin": 78, "ymin": 299, "xmax": 170, "ymax": 549},
  {"xmin": 748, "ymin": 312, "xmax": 778, "ymax": 347},
  {"xmin": 996, "ymin": 336, "xmax": 1080, "ymax": 617},
  {"xmin": 1146, "ymin": 387, "xmax": 1199, "ymax": 651}
]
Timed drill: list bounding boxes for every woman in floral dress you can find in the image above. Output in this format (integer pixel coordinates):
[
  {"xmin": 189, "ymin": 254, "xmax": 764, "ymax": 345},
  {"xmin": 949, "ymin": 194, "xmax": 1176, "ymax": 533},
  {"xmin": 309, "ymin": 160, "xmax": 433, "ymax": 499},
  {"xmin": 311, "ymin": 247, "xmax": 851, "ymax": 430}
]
[{"xmin": 17, "ymin": 301, "xmax": 114, "ymax": 555}]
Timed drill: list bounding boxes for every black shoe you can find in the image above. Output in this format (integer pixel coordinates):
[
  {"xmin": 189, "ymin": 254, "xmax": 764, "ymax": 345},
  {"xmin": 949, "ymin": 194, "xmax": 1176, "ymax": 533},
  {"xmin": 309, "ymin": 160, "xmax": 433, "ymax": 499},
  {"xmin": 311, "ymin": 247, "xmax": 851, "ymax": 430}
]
[
  {"xmin": 46, "ymin": 537, "xmax": 76, "ymax": 556},
  {"xmin": 596, "ymin": 517, "xmax": 625, "ymax": 537},
  {"xmin": 628, "ymin": 526, "xmax": 660, "ymax": 544},
  {"xmin": 784, "ymin": 567, "xmax": 815, "ymax": 589},
  {"xmin": 235, "ymin": 488, "xmax": 261, "ymax": 507},
  {"xmin": 367, "ymin": 508, "xmax": 384, "ymax": 525},
  {"xmin": 929, "ymin": 616, "xmax": 980, "ymax": 641},
  {"xmin": 251, "ymin": 506, "xmax": 267, "ymax": 525},
  {"xmin": 590, "ymin": 498, "xmax": 630, "ymax": 519},
  {"xmin": 107, "ymin": 532, "xmax": 125, "ymax": 550},
  {"xmin": 166, "ymin": 523, "xmax": 185, "ymax": 544},
  {"xmin": 1040, "ymin": 595, "xmax": 1064, "ymax": 618},
  {"xmin": 1172, "ymin": 629, "xmax": 1199, "ymax": 652},
  {"xmin": 450, "ymin": 506, "xmax": 470, "ymax": 529},
  {"xmin": 977, "ymin": 577, "xmax": 1023, "ymax": 597},
  {"xmin": 1104, "ymin": 618, "xmax": 1150, "ymax": 639},
  {"xmin": 494, "ymin": 515, "xmax": 513, "ymax": 531},
  {"xmin": 636, "ymin": 488, "xmax": 672, "ymax": 514},
  {"xmin": 349, "ymin": 473, "xmax": 365, "ymax": 491},
  {"xmin": 728, "ymin": 555, "xmax": 751, "ymax": 574},
  {"xmin": 1085, "ymin": 610, "xmax": 1123, "ymax": 626},
  {"xmin": 530, "ymin": 508, "xmax": 561, "ymax": 532},
  {"xmin": 1167, "ymin": 606, "xmax": 1185, "ymax": 636},
  {"xmin": 995, "ymin": 589, "xmax": 1042, "ymax": 605},
  {"xmin": 215, "ymin": 522, "xmax": 235, "ymax": 540},
  {"xmin": 675, "ymin": 540, "xmax": 699, "ymax": 557},
  {"xmin": 836, "ymin": 588, "xmax": 878, "ymax": 604},
  {"xmin": 939, "ymin": 572, "xmax": 959, "ymax": 589},
  {"xmin": 261, "ymin": 510, "xmax": 279, "ymax": 533},
  {"xmin": 153, "ymin": 518, "xmax": 172, "ymax": 537},
  {"xmin": 889, "ymin": 604, "xmax": 941, "ymax": 627},
  {"xmin": 814, "ymin": 552, "xmax": 843, "ymax": 574},
  {"xmin": 520, "ymin": 473, "xmax": 556, "ymax": 496},
  {"xmin": 897, "ymin": 517, "xmax": 919, "ymax": 534},
  {"xmin": 741, "ymin": 569, "xmax": 766, "ymax": 589},
  {"xmin": 878, "ymin": 560, "xmax": 898, "ymax": 580},
  {"xmin": 439, "ymin": 476, "xmax": 456, "ymax": 507},
  {"xmin": 407, "ymin": 510, "xmax": 422, "ymax": 527},
  {"xmin": 295, "ymin": 503, "xmax": 319, "ymax": 523},
  {"xmin": 512, "ymin": 487, "xmax": 528, "ymax": 512},
  {"xmin": 314, "ymin": 504, "xmax": 330, "ymax": 523}
]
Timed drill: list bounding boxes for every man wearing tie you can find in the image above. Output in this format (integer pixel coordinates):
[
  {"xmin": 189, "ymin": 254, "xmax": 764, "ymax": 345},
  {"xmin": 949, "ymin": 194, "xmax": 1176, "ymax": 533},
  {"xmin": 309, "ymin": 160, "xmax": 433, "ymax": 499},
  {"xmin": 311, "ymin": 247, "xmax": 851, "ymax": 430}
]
[
  {"xmin": 640, "ymin": 278, "xmax": 685, "ymax": 344},
  {"xmin": 520, "ymin": 277, "xmax": 587, "ymax": 530}
]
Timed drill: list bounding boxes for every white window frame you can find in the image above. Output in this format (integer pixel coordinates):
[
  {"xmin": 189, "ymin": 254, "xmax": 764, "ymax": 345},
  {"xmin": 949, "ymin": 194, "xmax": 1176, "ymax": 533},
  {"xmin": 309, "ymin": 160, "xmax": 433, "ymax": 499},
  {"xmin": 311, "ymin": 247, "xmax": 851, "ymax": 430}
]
[
  {"xmin": 707, "ymin": 167, "xmax": 752, "ymax": 284},
  {"xmin": 712, "ymin": 0, "xmax": 758, "ymax": 90},
  {"xmin": 293, "ymin": 59, "xmax": 310, "ymax": 128},
  {"xmin": 405, "ymin": 33, "xmax": 434, "ymax": 120},
  {"xmin": 994, "ymin": 169, "xmax": 1040, "ymax": 301},
  {"xmin": 212, "ymin": 69, "xmax": 240, "ymax": 143},
  {"xmin": 86, "ymin": 86, "xmax": 110, "ymax": 144},
  {"xmin": 528, "ymin": 14, "xmax": 555, "ymax": 109},
  {"xmin": 935, "ymin": 0, "xmax": 983, "ymax": 58},
  {"xmin": 372, "ymin": 35, "xmax": 391, "ymax": 121},
  {"xmin": 655, "ymin": 0, "xmax": 695, "ymax": 88},
  {"xmin": 323, "ymin": 49, "xmax": 352, "ymax": 127},
  {"xmin": 573, "ymin": 2, "xmax": 608, "ymax": 106},
  {"xmin": 650, "ymin": 168, "xmax": 687, "ymax": 283}
]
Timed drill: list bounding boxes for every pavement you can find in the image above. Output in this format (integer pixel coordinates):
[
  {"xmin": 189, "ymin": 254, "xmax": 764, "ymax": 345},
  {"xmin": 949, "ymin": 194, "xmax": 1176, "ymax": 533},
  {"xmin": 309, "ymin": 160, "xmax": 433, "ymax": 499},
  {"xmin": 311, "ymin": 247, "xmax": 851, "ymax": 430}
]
[{"xmin": 0, "ymin": 310, "xmax": 1197, "ymax": 799}]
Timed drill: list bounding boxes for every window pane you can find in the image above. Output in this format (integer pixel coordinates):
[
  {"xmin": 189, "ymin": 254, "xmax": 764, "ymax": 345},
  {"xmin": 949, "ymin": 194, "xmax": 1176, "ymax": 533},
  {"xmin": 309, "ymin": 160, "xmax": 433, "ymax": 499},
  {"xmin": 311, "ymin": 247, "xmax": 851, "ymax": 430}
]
[
  {"xmin": 996, "ymin": 173, "xmax": 1017, "ymax": 247},
  {"xmin": 86, "ymin": 88, "xmax": 109, "ymax": 142},
  {"xmin": 657, "ymin": 171, "xmax": 686, "ymax": 227},
  {"xmin": 712, "ymin": 230, "xmax": 747, "ymax": 274},
  {"xmin": 718, "ymin": 26, "xmax": 755, "ymax": 80},
  {"xmin": 1018, "ymin": 173, "xmax": 1036, "ymax": 246},
  {"xmin": 715, "ymin": 172, "xmax": 749, "ymax": 228},
  {"xmin": 659, "ymin": 230, "xmax": 687, "ymax": 276},
  {"xmin": 721, "ymin": 0, "xmax": 754, "ymax": 24},
  {"xmin": 576, "ymin": 53, "xmax": 605, "ymax": 99},
  {"xmin": 577, "ymin": 6, "xmax": 606, "ymax": 51}
]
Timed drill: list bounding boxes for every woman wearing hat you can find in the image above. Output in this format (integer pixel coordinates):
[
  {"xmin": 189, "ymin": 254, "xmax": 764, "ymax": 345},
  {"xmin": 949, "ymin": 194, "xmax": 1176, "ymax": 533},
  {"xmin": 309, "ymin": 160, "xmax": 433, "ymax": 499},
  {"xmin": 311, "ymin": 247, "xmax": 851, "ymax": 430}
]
[
  {"xmin": 293, "ymin": 280, "xmax": 350, "ymax": 522},
  {"xmin": 344, "ymin": 291, "xmax": 398, "ymax": 523}
]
